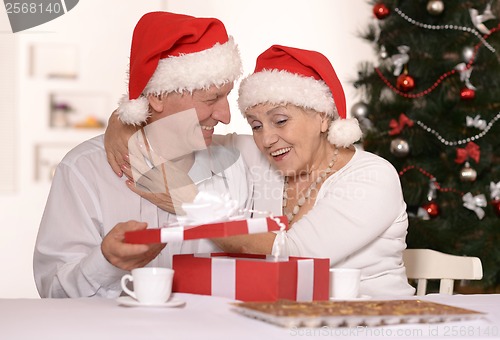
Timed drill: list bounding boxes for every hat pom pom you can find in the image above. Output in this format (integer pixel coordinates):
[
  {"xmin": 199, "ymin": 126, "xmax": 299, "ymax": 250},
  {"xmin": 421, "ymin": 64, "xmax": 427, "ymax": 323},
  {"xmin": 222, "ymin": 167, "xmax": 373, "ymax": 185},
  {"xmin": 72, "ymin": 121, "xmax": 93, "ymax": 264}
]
[
  {"xmin": 117, "ymin": 94, "xmax": 150, "ymax": 125},
  {"xmin": 328, "ymin": 118, "xmax": 363, "ymax": 147}
]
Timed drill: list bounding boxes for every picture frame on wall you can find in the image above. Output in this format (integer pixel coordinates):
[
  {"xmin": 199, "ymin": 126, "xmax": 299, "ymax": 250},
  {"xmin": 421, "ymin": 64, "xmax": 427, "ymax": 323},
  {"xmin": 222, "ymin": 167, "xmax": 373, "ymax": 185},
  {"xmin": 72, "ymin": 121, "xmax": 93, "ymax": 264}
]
[
  {"xmin": 29, "ymin": 43, "xmax": 79, "ymax": 79},
  {"xmin": 49, "ymin": 91, "xmax": 109, "ymax": 129},
  {"xmin": 34, "ymin": 143, "xmax": 77, "ymax": 182}
]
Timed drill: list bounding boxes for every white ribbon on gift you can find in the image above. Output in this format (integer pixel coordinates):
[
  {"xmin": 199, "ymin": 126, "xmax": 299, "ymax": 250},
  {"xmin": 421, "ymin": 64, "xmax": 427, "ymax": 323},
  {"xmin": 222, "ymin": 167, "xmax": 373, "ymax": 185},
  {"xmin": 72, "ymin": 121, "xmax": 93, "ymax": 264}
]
[
  {"xmin": 466, "ymin": 115, "xmax": 487, "ymax": 130},
  {"xmin": 163, "ymin": 213, "xmax": 282, "ymax": 243},
  {"xmin": 455, "ymin": 63, "xmax": 476, "ymax": 90},
  {"xmin": 160, "ymin": 226, "xmax": 184, "ymax": 243},
  {"xmin": 462, "ymin": 192, "xmax": 487, "ymax": 219},
  {"xmin": 270, "ymin": 215, "xmax": 290, "ymax": 262},
  {"xmin": 391, "ymin": 45, "xmax": 410, "ymax": 76},
  {"xmin": 208, "ymin": 256, "xmax": 315, "ymax": 301},
  {"xmin": 296, "ymin": 259, "xmax": 314, "ymax": 302},
  {"xmin": 247, "ymin": 218, "xmax": 270, "ymax": 234},
  {"xmin": 469, "ymin": 3, "xmax": 496, "ymax": 35},
  {"xmin": 211, "ymin": 257, "xmax": 236, "ymax": 300},
  {"xmin": 490, "ymin": 181, "xmax": 500, "ymax": 199}
]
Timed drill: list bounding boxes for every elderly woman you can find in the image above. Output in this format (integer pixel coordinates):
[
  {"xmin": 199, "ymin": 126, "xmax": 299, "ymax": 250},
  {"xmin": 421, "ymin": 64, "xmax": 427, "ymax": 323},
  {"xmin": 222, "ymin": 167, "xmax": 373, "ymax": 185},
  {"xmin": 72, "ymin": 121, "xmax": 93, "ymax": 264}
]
[{"xmin": 105, "ymin": 45, "xmax": 415, "ymax": 297}]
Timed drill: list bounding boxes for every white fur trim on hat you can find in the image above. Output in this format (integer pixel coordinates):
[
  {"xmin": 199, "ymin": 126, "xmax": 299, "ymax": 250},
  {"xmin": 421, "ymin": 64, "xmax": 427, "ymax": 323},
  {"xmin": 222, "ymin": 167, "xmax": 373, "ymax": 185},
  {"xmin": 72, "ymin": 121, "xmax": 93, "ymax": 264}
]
[
  {"xmin": 328, "ymin": 118, "xmax": 363, "ymax": 147},
  {"xmin": 238, "ymin": 69, "xmax": 338, "ymax": 118},
  {"xmin": 117, "ymin": 94, "xmax": 150, "ymax": 125},
  {"xmin": 118, "ymin": 37, "xmax": 242, "ymax": 125},
  {"xmin": 145, "ymin": 37, "xmax": 242, "ymax": 95}
]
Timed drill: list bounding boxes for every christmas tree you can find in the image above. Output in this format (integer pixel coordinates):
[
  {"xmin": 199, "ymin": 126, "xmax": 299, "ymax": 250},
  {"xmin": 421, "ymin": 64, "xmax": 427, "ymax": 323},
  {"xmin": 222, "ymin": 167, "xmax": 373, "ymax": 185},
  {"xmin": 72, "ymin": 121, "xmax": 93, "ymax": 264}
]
[{"xmin": 353, "ymin": 0, "xmax": 500, "ymax": 291}]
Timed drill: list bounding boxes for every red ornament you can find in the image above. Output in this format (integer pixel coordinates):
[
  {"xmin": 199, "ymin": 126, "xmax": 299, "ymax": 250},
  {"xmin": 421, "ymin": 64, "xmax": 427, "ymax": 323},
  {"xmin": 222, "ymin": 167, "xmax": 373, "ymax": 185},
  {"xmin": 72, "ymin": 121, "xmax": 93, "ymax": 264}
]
[
  {"xmin": 373, "ymin": 3, "xmax": 390, "ymax": 19},
  {"xmin": 396, "ymin": 74, "xmax": 415, "ymax": 92},
  {"xmin": 492, "ymin": 199, "xmax": 500, "ymax": 217},
  {"xmin": 460, "ymin": 87, "xmax": 476, "ymax": 100},
  {"xmin": 422, "ymin": 201, "xmax": 440, "ymax": 218}
]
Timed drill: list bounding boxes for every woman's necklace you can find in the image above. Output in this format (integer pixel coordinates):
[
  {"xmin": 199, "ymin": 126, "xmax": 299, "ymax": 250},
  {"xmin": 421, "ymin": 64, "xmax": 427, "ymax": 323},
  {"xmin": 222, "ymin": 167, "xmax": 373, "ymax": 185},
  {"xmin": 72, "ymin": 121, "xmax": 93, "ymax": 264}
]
[{"xmin": 283, "ymin": 148, "xmax": 339, "ymax": 223}]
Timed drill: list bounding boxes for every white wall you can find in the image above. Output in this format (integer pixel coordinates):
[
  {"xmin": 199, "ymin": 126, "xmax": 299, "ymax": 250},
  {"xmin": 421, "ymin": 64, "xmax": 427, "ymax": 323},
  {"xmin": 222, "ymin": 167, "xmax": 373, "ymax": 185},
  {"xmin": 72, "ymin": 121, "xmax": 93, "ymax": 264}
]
[
  {"xmin": 0, "ymin": 0, "xmax": 375, "ymax": 298},
  {"xmin": 167, "ymin": 0, "xmax": 376, "ymax": 135},
  {"xmin": 0, "ymin": 0, "xmax": 168, "ymax": 298}
]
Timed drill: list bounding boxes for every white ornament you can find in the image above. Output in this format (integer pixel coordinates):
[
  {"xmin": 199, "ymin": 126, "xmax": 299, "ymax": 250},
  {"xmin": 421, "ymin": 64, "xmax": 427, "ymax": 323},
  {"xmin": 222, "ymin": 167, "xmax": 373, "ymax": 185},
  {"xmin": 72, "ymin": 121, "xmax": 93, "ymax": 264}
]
[
  {"xmin": 391, "ymin": 45, "xmax": 410, "ymax": 76},
  {"xmin": 460, "ymin": 162, "xmax": 477, "ymax": 182},
  {"xmin": 455, "ymin": 63, "xmax": 476, "ymax": 90},
  {"xmin": 390, "ymin": 138, "xmax": 410, "ymax": 157},
  {"xmin": 469, "ymin": 3, "xmax": 496, "ymax": 35},
  {"xmin": 462, "ymin": 46, "xmax": 475, "ymax": 63},
  {"xmin": 427, "ymin": 0, "xmax": 444, "ymax": 16},
  {"xmin": 466, "ymin": 115, "xmax": 487, "ymax": 130},
  {"xmin": 462, "ymin": 192, "xmax": 487, "ymax": 219},
  {"xmin": 490, "ymin": 181, "xmax": 500, "ymax": 199}
]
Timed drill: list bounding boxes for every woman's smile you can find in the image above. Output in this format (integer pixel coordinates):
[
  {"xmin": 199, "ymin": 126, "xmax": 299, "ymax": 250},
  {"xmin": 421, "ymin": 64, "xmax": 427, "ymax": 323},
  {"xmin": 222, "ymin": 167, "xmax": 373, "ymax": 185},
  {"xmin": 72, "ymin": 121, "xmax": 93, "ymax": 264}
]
[{"xmin": 270, "ymin": 147, "xmax": 292, "ymax": 161}]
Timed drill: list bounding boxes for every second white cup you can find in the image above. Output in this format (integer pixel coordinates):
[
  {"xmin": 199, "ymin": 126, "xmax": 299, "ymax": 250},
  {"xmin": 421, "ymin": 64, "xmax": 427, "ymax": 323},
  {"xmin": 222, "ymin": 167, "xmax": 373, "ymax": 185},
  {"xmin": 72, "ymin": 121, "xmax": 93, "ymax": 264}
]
[
  {"xmin": 121, "ymin": 267, "xmax": 174, "ymax": 305},
  {"xmin": 329, "ymin": 268, "xmax": 361, "ymax": 300}
]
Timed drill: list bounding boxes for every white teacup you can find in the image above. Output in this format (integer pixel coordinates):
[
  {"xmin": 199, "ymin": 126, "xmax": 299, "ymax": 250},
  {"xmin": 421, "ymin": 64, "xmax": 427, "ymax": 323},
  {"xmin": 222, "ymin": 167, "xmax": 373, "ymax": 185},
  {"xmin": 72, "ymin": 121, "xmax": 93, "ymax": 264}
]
[
  {"xmin": 121, "ymin": 267, "xmax": 174, "ymax": 305},
  {"xmin": 329, "ymin": 268, "xmax": 361, "ymax": 300}
]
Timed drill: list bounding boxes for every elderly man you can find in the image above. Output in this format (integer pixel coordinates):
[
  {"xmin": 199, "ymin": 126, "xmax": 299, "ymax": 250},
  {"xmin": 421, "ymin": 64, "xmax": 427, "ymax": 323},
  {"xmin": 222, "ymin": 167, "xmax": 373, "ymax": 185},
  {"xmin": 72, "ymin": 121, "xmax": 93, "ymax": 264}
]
[{"xmin": 33, "ymin": 12, "xmax": 251, "ymax": 298}]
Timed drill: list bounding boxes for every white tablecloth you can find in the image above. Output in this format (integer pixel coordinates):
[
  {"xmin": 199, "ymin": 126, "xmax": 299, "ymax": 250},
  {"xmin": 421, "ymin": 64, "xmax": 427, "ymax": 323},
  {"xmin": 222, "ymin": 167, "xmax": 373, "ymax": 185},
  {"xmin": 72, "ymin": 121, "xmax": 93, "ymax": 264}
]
[{"xmin": 1, "ymin": 293, "xmax": 499, "ymax": 340}]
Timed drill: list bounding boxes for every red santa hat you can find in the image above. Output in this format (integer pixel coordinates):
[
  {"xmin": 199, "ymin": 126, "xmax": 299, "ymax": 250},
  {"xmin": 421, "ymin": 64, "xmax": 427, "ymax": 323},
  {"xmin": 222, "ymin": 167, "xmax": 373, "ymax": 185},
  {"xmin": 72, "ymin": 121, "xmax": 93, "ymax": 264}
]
[
  {"xmin": 238, "ymin": 45, "xmax": 362, "ymax": 147},
  {"xmin": 118, "ymin": 12, "xmax": 242, "ymax": 125}
]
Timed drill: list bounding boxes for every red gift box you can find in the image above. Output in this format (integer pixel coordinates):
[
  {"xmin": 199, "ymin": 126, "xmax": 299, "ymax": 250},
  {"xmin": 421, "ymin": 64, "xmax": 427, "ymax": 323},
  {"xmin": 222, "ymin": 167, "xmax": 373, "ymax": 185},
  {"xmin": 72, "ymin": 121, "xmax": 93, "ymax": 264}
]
[
  {"xmin": 124, "ymin": 216, "xmax": 288, "ymax": 244},
  {"xmin": 172, "ymin": 253, "xmax": 330, "ymax": 302}
]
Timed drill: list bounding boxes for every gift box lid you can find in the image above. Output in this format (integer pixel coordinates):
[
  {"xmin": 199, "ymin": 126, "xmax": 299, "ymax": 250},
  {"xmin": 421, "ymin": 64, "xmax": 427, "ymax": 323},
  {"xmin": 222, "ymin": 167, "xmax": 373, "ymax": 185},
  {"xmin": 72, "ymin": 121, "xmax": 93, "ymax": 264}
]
[{"xmin": 124, "ymin": 216, "xmax": 288, "ymax": 244}]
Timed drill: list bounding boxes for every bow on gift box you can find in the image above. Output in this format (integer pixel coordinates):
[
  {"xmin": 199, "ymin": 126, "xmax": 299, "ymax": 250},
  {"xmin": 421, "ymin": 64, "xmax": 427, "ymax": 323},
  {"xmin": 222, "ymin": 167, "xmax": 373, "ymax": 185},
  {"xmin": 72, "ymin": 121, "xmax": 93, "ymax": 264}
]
[
  {"xmin": 463, "ymin": 192, "xmax": 487, "ymax": 219},
  {"xmin": 389, "ymin": 113, "xmax": 414, "ymax": 135},
  {"xmin": 455, "ymin": 142, "xmax": 480, "ymax": 164},
  {"xmin": 469, "ymin": 3, "xmax": 496, "ymax": 35},
  {"xmin": 179, "ymin": 191, "xmax": 240, "ymax": 225},
  {"xmin": 455, "ymin": 63, "xmax": 477, "ymax": 90},
  {"xmin": 391, "ymin": 45, "xmax": 410, "ymax": 76},
  {"xmin": 490, "ymin": 181, "xmax": 500, "ymax": 199},
  {"xmin": 466, "ymin": 115, "xmax": 487, "ymax": 130}
]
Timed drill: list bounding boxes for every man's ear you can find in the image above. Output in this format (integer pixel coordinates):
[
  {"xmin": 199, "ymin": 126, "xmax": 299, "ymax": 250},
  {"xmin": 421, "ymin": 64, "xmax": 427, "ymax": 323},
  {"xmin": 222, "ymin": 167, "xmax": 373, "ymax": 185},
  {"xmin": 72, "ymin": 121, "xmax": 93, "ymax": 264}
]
[{"xmin": 147, "ymin": 94, "xmax": 165, "ymax": 113}]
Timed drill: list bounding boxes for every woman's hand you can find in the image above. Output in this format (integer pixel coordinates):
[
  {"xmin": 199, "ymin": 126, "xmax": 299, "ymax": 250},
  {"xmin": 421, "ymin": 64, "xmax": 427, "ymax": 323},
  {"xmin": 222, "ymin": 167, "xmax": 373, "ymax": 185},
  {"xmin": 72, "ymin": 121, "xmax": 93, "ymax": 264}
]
[
  {"xmin": 104, "ymin": 112, "xmax": 197, "ymax": 214},
  {"xmin": 104, "ymin": 112, "xmax": 139, "ymax": 177},
  {"xmin": 126, "ymin": 180, "xmax": 197, "ymax": 214},
  {"xmin": 211, "ymin": 233, "xmax": 276, "ymax": 254},
  {"xmin": 126, "ymin": 162, "xmax": 198, "ymax": 214}
]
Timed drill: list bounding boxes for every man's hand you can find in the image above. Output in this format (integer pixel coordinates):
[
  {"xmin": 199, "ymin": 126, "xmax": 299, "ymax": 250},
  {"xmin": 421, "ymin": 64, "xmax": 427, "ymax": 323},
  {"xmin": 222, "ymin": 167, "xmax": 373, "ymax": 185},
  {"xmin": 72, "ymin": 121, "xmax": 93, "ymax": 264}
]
[{"xmin": 101, "ymin": 220, "xmax": 165, "ymax": 271}]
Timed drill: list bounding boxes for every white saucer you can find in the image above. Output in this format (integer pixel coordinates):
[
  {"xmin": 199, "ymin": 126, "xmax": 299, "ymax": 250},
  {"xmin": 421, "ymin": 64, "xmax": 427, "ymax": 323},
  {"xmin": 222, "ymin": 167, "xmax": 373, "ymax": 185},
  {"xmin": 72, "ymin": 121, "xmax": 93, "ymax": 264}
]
[
  {"xmin": 329, "ymin": 295, "xmax": 371, "ymax": 301},
  {"xmin": 117, "ymin": 296, "xmax": 186, "ymax": 308}
]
